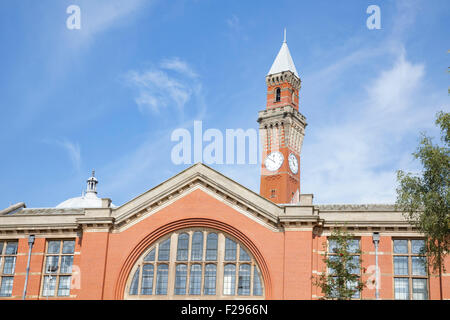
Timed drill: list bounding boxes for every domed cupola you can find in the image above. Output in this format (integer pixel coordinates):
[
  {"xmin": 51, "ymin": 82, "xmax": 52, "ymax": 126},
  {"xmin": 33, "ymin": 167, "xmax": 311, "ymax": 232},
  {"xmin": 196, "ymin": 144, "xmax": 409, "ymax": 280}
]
[{"xmin": 56, "ymin": 170, "xmax": 114, "ymax": 208}]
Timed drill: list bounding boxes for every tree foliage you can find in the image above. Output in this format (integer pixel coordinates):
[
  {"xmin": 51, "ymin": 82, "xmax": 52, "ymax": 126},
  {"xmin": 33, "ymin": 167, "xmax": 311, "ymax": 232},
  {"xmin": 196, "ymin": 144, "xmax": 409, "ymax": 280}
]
[
  {"xmin": 396, "ymin": 111, "xmax": 450, "ymax": 279},
  {"xmin": 313, "ymin": 229, "xmax": 365, "ymax": 300}
]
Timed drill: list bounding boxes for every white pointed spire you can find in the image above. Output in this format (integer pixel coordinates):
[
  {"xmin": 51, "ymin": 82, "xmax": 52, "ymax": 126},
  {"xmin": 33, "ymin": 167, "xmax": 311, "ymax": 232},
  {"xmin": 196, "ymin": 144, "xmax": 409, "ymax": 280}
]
[{"xmin": 268, "ymin": 29, "xmax": 299, "ymax": 77}]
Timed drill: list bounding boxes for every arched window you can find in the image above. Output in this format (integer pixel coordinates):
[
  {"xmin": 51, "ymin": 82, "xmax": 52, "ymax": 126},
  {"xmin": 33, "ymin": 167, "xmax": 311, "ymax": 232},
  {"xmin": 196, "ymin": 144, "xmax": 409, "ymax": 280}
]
[
  {"xmin": 174, "ymin": 264, "xmax": 187, "ymax": 295},
  {"xmin": 155, "ymin": 264, "xmax": 168, "ymax": 295},
  {"xmin": 125, "ymin": 229, "xmax": 265, "ymax": 299},
  {"xmin": 141, "ymin": 264, "xmax": 154, "ymax": 295},
  {"xmin": 204, "ymin": 264, "xmax": 216, "ymax": 295},
  {"xmin": 275, "ymin": 87, "xmax": 281, "ymax": 102},
  {"xmin": 177, "ymin": 233, "xmax": 189, "ymax": 261}
]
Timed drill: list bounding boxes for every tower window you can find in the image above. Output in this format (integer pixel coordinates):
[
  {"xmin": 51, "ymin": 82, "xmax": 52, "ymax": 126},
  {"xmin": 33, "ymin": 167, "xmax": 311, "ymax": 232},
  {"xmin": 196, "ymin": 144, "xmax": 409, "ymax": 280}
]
[
  {"xmin": 275, "ymin": 88, "xmax": 281, "ymax": 102},
  {"xmin": 271, "ymin": 189, "xmax": 276, "ymax": 198}
]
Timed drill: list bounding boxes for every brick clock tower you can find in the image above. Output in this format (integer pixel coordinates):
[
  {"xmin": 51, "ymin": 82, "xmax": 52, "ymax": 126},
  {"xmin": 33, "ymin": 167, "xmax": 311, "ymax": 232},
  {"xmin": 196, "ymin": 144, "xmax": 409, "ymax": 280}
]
[{"xmin": 258, "ymin": 33, "xmax": 307, "ymax": 204}]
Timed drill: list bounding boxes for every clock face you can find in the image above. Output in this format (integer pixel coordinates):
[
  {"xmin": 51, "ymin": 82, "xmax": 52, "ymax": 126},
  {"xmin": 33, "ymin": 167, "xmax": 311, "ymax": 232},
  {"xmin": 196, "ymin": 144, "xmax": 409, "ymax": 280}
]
[
  {"xmin": 288, "ymin": 153, "xmax": 298, "ymax": 174},
  {"xmin": 264, "ymin": 151, "xmax": 284, "ymax": 172}
]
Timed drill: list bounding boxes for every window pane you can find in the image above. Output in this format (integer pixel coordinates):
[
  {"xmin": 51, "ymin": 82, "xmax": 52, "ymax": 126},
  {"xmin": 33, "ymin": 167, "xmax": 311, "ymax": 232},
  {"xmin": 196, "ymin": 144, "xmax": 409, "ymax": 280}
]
[
  {"xmin": 412, "ymin": 256, "xmax": 427, "ymax": 276},
  {"xmin": 348, "ymin": 240, "xmax": 360, "ymax": 253},
  {"xmin": 57, "ymin": 276, "xmax": 71, "ymax": 296},
  {"xmin": 327, "ymin": 255, "xmax": 339, "ymax": 274},
  {"xmin": 411, "ymin": 240, "xmax": 425, "ymax": 254},
  {"xmin": 189, "ymin": 264, "xmax": 202, "ymax": 295},
  {"xmin": 328, "ymin": 239, "xmax": 339, "ymax": 253},
  {"xmin": 347, "ymin": 255, "xmax": 360, "ymax": 274},
  {"xmin": 60, "ymin": 256, "xmax": 73, "ymax": 274},
  {"xmin": 253, "ymin": 266, "xmax": 263, "ymax": 296},
  {"xmin": 206, "ymin": 233, "xmax": 218, "ymax": 261},
  {"xmin": 237, "ymin": 264, "xmax": 251, "ymax": 295},
  {"xmin": 158, "ymin": 239, "xmax": 170, "ymax": 261},
  {"xmin": 62, "ymin": 241, "xmax": 75, "ymax": 254},
  {"xmin": 47, "ymin": 241, "xmax": 61, "ymax": 254},
  {"xmin": 144, "ymin": 248, "xmax": 155, "ymax": 262},
  {"xmin": 0, "ymin": 242, "xmax": 3, "ymax": 255},
  {"xmin": 174, "ymin": 264, "xmax": 187, "ymax": 295},
  {"xmin": 3, "ymin": 257, "xmax": 16, "ymax": 275},
  {"xmin": 223, "ymin": 264, "xmax": 236, "ymax": 295},
  {"xmin": 239, "ymin": 248, "xmax": 251, "ymax": 262},
  {"xmin": 393, "ymin": 240, "xmax": 408, "ymax": 254},
  {"xmin": 129, "ymin": 267, "xmax": 140, "ymax": 295},
  {"xmin": 203, "ymin": 264, "xmax": 216, "ymax": 295},
  {"xmin": 45, "ymin": 256, "xmax": 60, "ymax": 274},
  {"xmin": 394, "ymin": 256, "xmax": 409, "ymax": 275},
  {"xmin": 346, "ymin": 279, "xmax": 360, "ymax": 298},
  {"xmin": 141, "ymin": 264, "xmax": 154, "ymax": 295},
  {"xmin": 5, "ymin": 242, "xmax": 18, "ymax": 255},
  {"xmin": 0, "ymin": 277, "xmax": 13, "ymax": 297},
  {"xmin": 191, "ymin": 232, "xmax": 203, "ymax": 261},
  {"xmin": 225, "ymin": 238, "xmax": 237, "ymax": 261},
  {"xmin": 394, "ymin": 278, "xmax": 409, "ymax": 300},
  {"xmin": 177, "ymin": 233, "xmax": 189, "ymax": 261},
  {"xmin": 412, "ymin": 279, "xmax": 428, "ymax": 300},
  {"xmin": 155, "ymin": 265, "xmax": 168, "ymax": 295},
  {"xmin": 43, "ymin": 276, "xmax": 57, "ymax": 297}
]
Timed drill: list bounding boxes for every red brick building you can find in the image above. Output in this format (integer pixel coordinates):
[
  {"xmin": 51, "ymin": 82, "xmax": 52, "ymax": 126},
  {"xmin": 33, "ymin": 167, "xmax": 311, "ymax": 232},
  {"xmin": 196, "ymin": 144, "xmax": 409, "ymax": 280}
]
[{"xmin": 0, "ymin": 39, "xmax": 448, "ymax": 300}]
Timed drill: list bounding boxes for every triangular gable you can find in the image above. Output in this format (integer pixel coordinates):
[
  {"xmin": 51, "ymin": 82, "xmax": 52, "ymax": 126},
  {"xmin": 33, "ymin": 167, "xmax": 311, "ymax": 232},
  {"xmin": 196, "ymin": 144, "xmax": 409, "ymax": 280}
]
[{"xmin": 112, "ymin": 163, "xmax": 283, "ymax": 231}]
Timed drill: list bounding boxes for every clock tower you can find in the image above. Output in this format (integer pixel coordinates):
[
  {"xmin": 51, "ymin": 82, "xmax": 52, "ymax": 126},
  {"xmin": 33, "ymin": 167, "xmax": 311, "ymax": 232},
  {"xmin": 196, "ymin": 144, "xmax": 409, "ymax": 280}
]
[{"xmin": 258, "ymin": 32, "xmax": 307, "ymax": 204}]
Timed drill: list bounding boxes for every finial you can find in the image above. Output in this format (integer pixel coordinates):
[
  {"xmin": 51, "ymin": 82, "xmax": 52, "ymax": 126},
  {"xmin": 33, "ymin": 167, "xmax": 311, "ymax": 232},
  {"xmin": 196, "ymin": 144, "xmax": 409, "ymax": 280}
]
[
  {"xmin": 92, "ymin": 169, "xmax": 95, "ymax": 177},
  {"xmin": 283, "ymin": 28, "xmax": 286, "ymax": 43}
]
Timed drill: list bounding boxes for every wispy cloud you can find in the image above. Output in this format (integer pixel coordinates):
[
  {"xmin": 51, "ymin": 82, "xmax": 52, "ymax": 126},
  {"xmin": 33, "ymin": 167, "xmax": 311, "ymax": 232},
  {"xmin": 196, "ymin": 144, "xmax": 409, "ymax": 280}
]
[
  {"xmin": 43, "ymin": 138, "xmax": 82, "ymax": 172},
  {"xmin": 125, "ymin": 58, "xmax": 205, "ymax": 120}
]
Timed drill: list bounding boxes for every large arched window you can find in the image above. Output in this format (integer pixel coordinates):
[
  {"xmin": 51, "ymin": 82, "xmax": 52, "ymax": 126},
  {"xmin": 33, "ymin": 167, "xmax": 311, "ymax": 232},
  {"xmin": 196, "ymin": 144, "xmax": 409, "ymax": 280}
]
[{"xmin": 125, "ymin": 229, "xmax": 265, "ymax": 299}]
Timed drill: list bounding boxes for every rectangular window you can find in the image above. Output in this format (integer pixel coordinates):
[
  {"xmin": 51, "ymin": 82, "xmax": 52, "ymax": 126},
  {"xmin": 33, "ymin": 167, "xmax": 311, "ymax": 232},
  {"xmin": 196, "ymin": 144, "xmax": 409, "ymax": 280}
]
[
  {"xmin": 42, "ymin": 239, "xmax": 75, "ymax": 297},
  {"xmin": 0, "ymin": 241, "xmax": 18, "ymax": 297},
  {"xmin": 327, "ymin": 237, "xmax": 361, "ymax": 299},
  {"xmin": 393, "ymin": 239, "xmax": 428, "ymax": 300}
]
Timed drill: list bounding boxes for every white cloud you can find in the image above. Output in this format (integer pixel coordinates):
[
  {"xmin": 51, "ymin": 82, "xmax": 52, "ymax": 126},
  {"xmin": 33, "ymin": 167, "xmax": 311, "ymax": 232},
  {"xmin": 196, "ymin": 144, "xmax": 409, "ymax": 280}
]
[
  {"xmin": 160, "ymin": 57, "xmax": 199, "ymax": 79},
  {"xmin": 125, "ymin": 59, "xmax": 202, "ymax": 116},
  {"xmin": 301, "ymin": 50, "xmax": 447, "ymax": 204},
  {"xmin": 43, "ymin": 138, "xmax": 81, "ymax": 172}
]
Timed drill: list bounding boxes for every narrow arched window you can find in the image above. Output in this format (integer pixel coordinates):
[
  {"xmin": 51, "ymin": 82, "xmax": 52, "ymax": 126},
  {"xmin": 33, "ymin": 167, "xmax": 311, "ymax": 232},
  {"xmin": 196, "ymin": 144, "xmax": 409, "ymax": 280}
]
[
  {"xmin": 225, "ymin": 238, "xmax": 237, "ymax": 261},
  {"xmin": 191, "ymin": 232, "xmax": 203, "ymax": 261},
  {"xmin": 129, "ymin": 267, "xmax": 140, "ymax": 295},
  {"xmin": 223, "ymin": 264, "xmax": 236, "ymax": 295},
  {"xmin": 177, "ymin": 233, "xmax": 189, "ymax": 261},
  {"xmin": 204, "ymin": 264, "xmax": 216, "ymax": 295},
  {"xmin": 155, "ymin": 264, "xmax": 169, "ymax": 295},
  {"xmin": 174, "ymin": 264, "xmax": 187, "ymax": 295},
  {"xmin": 158, "ymin": 239, "xmax": 170, "ymax": 261},
  {"xmin": 253, "ymin": 265, "xmax": 263, "ymax": 296},
  {"xmin": 189, "ymin": 264, "xmax": 202, "ymax": 295},
  {"xmin": 275, "ymin": 87, "xmax": 281, "ymax": 102},
  {"xmin": 141, "ymin": 264, "xmax": 154, "ymax": 295},
  {"xmin": 238, "ymin": 264, "xmax": 251, "ymax": 295},
  {"xmin": 206, "ymin": 233, "xmax": 218, "ymax": 261}
]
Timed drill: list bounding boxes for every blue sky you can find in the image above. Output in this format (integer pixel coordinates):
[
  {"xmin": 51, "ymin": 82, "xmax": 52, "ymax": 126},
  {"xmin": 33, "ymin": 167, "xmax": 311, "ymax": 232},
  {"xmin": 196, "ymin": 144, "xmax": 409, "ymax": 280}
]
[{"xmin": 0, "ymin": 0, "xmax": 448, "ymax": 208}]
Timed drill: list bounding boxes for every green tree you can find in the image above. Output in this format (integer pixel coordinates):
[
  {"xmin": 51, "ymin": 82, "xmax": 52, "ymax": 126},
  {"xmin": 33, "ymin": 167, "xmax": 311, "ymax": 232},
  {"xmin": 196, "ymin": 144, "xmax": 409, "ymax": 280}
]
[
  {"xmin": 396, "ymin": 111, "xmax": 450, "ymax": 299},
  {"xmin": 313, "ymin": 229, "xmax": 365, "ymax": 300}
]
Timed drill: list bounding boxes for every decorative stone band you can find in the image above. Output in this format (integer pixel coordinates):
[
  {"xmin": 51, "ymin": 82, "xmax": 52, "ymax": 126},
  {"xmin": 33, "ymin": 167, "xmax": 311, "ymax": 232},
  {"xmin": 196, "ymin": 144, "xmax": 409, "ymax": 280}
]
[{"xmin": 266, "ymin": 71, "xmax": 301, "ymax": 90}]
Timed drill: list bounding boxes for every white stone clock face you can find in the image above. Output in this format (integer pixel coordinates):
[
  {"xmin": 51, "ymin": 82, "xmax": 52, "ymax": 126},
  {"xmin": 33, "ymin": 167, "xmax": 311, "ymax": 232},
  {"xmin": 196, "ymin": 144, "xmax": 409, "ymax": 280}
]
[
  {"xmin": 288, "ymin": 153, "xmax": 298, "ymax": 174},
  {"xmin": 264, "ymin": 151, "xmax": 284, "ymax": 172}
]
